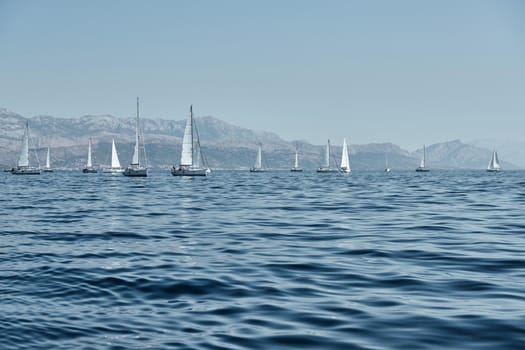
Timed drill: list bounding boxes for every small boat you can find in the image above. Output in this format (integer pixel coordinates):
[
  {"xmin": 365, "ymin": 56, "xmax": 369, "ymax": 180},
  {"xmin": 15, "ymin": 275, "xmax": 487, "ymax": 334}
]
[
  {"xmin": 317, "ymin": 139, "xmax": 337, "ymax": 172},
  {"xmin": 123, "ymin": 97, "xmax": 148, "ymax": 177},
  {"xmin": 171, "ymin": 105, "xmax": 210, "ymax": 176},
  {"xmin": 340, "ymin": 138, "xmax": 351, "ymax": 173},
  {"xmin": 415, "ymin": 145, "xmax": 430, "ymax": 172},
  {"xmin": 12, "ymin": 120, "xmax": 41, "ymax": 175},
  {"xmin": 43, "ymin": 147, "xmax": 53, "ymax": 172},
  {"xmin": 102, "ymin": 138, "xmax": 124, "ymax": 173},
  {"xmin": 385, "ymin": 156, "xmax": 391, "ymax": 172},
  {"xmin": 250, "ymin": 143, "xmax": 264, "ymax": 172},
  {"xmin": 487, "ymin": 149, "xmax": 501, "ymax": 172},
  {"xmin": 291, "ymin": 146, "xmax": 303, "ymax": 172},
  {"xmin": 82, "ymin": 138, "xmax": 97, "ymax": 173}
]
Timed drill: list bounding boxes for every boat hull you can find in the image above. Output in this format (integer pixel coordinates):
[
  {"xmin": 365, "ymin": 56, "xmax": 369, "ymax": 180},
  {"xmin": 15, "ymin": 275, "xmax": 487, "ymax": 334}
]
[
  {"xmin": 316, "ymin": 167, "xmax": 337, "ymax": 173},
  {"xmin": 249, "ymin": 168, "xmax": 264, "ymax": 172},
  {"xmin": 416, "ymin": 167, "xmax": 430, "ymax": 172},
  {"xmin": 12, "ymin": 167, "xmax": 41, "ymax": 175},
  {"xmin": 486, "ymin": 169, "xmax": 501, "ymax": 172},
  {"xmin": 171, "ymin": 166, "xmax": 208, "ymax": 176},
  {"xmin": 123, "ymin": 167, "xmax": 147, "ymax": 177},
  {"xmin": 82, "ymin": 168, "xmax": 98, "ymax": 173},
  {"xmin": 102, "ymin": 168, "xmax": 125, "ymax": 174},
  {"xmin": 43, "ymin": 169, "xmax": 53, "ymax": 173},
  {"xmin": 291, "ymin": 168, "xmax": 303, "ymax": 172}
]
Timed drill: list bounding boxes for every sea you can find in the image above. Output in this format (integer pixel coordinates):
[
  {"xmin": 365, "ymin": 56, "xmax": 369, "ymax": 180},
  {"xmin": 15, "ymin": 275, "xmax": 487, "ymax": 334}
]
[{"xmin": 1, "ymin": 170, "xmax": 524, "ymax": 350}]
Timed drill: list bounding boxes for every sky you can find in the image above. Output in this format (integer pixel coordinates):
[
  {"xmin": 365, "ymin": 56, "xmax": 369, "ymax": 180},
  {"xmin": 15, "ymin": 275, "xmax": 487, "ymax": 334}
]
[{"xmin": 1, "ymin": 0, "xmax": 524, "ymax": 150}]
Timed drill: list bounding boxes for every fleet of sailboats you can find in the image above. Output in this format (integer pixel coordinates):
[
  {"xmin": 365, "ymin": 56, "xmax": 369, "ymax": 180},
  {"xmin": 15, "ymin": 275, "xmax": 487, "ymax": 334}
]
[
  {"xmin": 123, "ymin": 98, "xmax": 148, "ymax": 177},
  {"xmin": 250, "ymin": 143, "xmax": 264, "ymax": 172},
  {"xmin": 415, "ymin": 145, "xmax": 430, "ymax": 172},
  {"xmin": 11, "ymin": 121, "xmax": 40, "ymax": 175},
  {"xmin": 103, "ymin": 139, "xmax": 124, "ymax": 173},
  {"xmin": 172, "ymin": 105, "xmax": 210, "ymax": 176},
  {"xmin": 487, "ymin": 149, "xmax": 501, "ymax": 172}
]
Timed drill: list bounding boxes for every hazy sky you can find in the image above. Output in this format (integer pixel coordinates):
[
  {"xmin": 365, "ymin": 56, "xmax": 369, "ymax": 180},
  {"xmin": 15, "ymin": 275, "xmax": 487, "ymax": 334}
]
[{"xmin": 1, "ymin": 0, "xmax": 524, "ymax": 150}]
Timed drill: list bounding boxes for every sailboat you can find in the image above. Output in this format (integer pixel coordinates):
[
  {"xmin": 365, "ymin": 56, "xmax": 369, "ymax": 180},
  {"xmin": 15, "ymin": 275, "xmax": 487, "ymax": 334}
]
[
  {"xmin": 82, "ymin": 138, "xmax": 97, "ymax": 173},
  {"xmin": 317, "ymin": 139, "xmax": 337, "ymax": 172},
  {"xmin": 123, "ymin": 97, "xmax": 148, "ymax": 177},
  {"xmin": 415, "ymin": 145, "xmax": 430, "ymax": 172},
  {"xmin": 487, "ymin": 149, "xmax": 501, "ymax": 172},
  {"xmin": 384, "ymin": 156, "xmax": 391, "ymax": 172},
  {"xmin": 172, "ymin": 105, "xmax": 210, "ymax": 176},
  {"xmin": 43, "ymin": 147, "xmax": 53, "ymax": 172},
  {"xmin": 340, "ymin": 138, "xmax": 351, "ymax": 173},
  {"xmin": 103, "ymin": 139, "xmax": 124, "ymax": 173},
  {"xmin": 291, "ymin": 146, "xmax": 303, "ymax": 172},
  {"xmin": 12, "ymin": 121, "xmax": 41, "ymax": 175},
  {"xmin": 250, "ymin": 143, "xmax": 264, "ymax": 172}
]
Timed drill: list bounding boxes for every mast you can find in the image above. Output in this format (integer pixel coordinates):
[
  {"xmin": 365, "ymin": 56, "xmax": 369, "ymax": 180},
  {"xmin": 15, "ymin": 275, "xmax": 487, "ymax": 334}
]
[
  {"xmin": 46, "ymin": 147, "xmax": 51, "ymax": 169},
  {"xmin": 255, "ymin": 144, "xmax": 262, "ymax": 169},
  {"xmin": 131, "ymin": 97, "xmax": 140, "ymax": 166},
  {"xmin": 294, "ymin": 149, "xmax": 299, "ymax": 168},
  {"xmin": 420, "ymin": 145, "xmax": 426, "ymax": 168},
  {"xmin": 325, "ymin": 140, "xmax": 331, "ymax": 168},
  {"xmin": 87, "ymin": 138, "xmax": 93, "ymax": 167}
]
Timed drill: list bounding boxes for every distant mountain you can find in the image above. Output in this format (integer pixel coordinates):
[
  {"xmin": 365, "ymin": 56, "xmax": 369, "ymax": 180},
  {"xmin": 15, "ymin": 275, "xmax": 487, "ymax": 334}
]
[{"xmin": 0, "ymin": 108, "xmax": 520, "ymax": 170}]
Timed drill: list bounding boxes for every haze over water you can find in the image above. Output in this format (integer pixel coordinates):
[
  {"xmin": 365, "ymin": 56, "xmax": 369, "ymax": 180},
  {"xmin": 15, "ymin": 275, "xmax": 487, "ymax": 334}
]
[{"xmin": 1, "ymin": 170, "xmax": 524, "ymax": 349}]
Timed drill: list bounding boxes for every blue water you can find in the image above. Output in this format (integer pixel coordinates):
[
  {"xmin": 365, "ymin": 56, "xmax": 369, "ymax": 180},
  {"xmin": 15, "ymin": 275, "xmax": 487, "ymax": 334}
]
[{"xmin": 1, "ymin": 170, "xmax": 525, "ymax": 349}]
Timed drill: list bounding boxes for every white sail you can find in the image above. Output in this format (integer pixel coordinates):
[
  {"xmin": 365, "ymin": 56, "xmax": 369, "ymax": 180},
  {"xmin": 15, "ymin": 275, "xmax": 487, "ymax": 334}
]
[
  {"xmin": 294, "ymin": 150, "xmax": 299, "ymax": 168},
  {"xmin": 488, "ymin": 149, "xmax": 501, "ymax": 170},
  {"xmin": 340, "ymin": 138, "xmax": 350, "ymax": 172},
  {"xmin": 111, "ymin": 139, "xmax": 121, "ymax": 168},
  {"xmin": 254, "ymin": 144, "xmax": 262, "ymax": 169},
  {"xmin": 18, "ymin": 122, "xmax": 30, "ymax": 167},
  {"xmin": 131, "ymin": 98, "xmax": 140, "ymax": 166},
  {"xmin": 87, "ymin": 138, "xmax": 93, "ymax": 167},
  {"xmin": 45, "ymin": 147, "xmax": 51, "ymax": 169},
  {"xmin": 324, "ymin": 140, "xmax": 331, "ymax": 168},
  {"xmin": 180, "ymin": 106, "xmax": 194, "ymax": 166},
  {"xmin": 420, "ymin": 145, "xmax": 426, "ymax": 168}
]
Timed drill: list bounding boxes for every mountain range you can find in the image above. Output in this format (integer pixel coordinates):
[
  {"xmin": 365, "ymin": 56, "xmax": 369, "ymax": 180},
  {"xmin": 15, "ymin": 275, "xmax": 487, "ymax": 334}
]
[{"xmin": 0, "ymin": 108, "xmax": 520, "ymax": 170}]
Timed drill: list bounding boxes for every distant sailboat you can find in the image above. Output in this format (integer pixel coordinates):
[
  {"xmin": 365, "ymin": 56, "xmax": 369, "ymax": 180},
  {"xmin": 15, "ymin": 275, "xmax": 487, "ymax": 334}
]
[
  {"xmin": 384, "ymin": 156, "xmax": 391, "ymax": 172},
  {"xmin": 250, "ymin": 143, "xmax": 264, "ymax": 172},
  {"xmin": 172, "ymin": 105, "xmax": 210, "ymax": 176},
  {"xmin": 124, "ymin": 97, "xmax": 148, "ymax": 177},
  {"xmin": 340, "ymin": 138, "xmax": 351, "ymax": 173},
  {"xmin": 415, "ymin": 145, "xmax": 429, "ymax": 172},
  {"xmin": 317, "ymin": 139, "xmax": 337, "ymax": 172},
  {"xmin": 103, "ymin": 138, "xmax": 124, "ymax": 173},
  {"xmin": 291, "ymin": 146, "xmax": 303, "ymax": 172},
  {"xmin": 43, "ymin": 147, "xmax": 53, "ymax": 172},
  {"xmin": 82, "ymin": 138, "xmax": 97, "ymax": 173},
  {"xmin": 487, "ymin": 149, "xmax": 501, "ymax": 172},
  {"xmin": 12, "ymin": 121, "xmax": 41, "ymax": 175}
]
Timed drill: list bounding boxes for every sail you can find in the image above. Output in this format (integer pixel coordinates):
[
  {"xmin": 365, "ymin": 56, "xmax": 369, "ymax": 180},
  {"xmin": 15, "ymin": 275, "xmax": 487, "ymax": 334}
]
[
  {"xmin": 111, "ymin": 139, "xmax": 121, "ymax": 168},
  {"xmin": 324, "ymin": 140, "xmax": 331, "ymax": 168},
  {"xmin": 254, "ymin": 144, "xmax": 262, "ymax": 169},
  {"xmin": 46, "ymin": 147, "xmax": 51, "ymax": 169},
  {"xmin": 87, "ymin": 139, "xmax": 93, "ymax": 167},
  {"xmin": 131, "ymin": 98, "xmax": 140, "ymax": 165},
  {"xmin": 294, "ymin": 150, "xmax": 299, "ymax": 168},
  {"xmin": 488, "ymin": 150, "xmax": 501, "ymax": 170},
  {"xmin": 18, "ymin": 122, "xmax": 30, "ymax": 167},
  {"xmin": 180, "ymin": 106, "xmax": 194, "ymax": 166},
  {"xmin": 341, "ymin": 138, "xmax": 350, "ymax": 171},
  {"xmin": 419, "ymin": 145, "xmax": 426, "ymax": 168}
]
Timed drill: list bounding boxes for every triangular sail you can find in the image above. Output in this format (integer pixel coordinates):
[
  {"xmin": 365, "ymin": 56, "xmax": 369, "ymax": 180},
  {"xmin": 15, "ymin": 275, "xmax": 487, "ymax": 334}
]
[
  {"xmin": 180, "ymin": 106, "xmax": 194, "ymax": 166},
  {"xmin": 254, "ymin": 144, "xmax": 262, "ymax": 169},
  {"xmin": 324, "ymin": 140, "xmax": 331, "ymax": 168},
  {"xmin": 18, "ymin": 122, "xmax": 30, "ymax": 167},
  {"xmin": 46, "ymin": 147, "xmax": 51, "ymax": 169},
  {"xmin": 420, "ymin": 145, "xmax": 426, "ymax": 168},
  {"xmin": 488, "ymin": 149, "xmax": 501, "ymax": 170},
  {"xmin": 341, "ymin": 138, "xmax": 350, "ymax": 171},
  {"xmin": 131, "ymin": 98, "xmax": 140, "ymax": 166},
  {"xmin": 294, "ymin": 150, "xmax": 299, "ymax": 168},
  {"xmin": 87, "ymin": 139, "xmax": 93, "ymax": 167},
  {"xmin": 111, "ymin": 139, "xmax": 121, "ymax": 168}
]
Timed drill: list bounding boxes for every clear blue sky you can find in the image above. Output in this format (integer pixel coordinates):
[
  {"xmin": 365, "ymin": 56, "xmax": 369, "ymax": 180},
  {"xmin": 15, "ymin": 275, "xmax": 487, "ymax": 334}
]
[{"xmin": 1, "ymin": 0, "xmax": 524, "ymax": 150}]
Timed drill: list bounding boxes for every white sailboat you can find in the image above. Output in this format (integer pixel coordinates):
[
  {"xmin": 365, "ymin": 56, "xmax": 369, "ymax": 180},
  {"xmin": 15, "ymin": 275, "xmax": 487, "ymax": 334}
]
[
  {"xmin": 384, "ymin": 156, "xmax": 391, "ymax": 172},
  {"xmin": 340, "ymin": 138, "xmax": 351, "ymax": 173},
  {"xmin": 250, "ymin": 143, "xmax": 264, "ymax": 172},
  {"xmin": 43, "ymin": 147, "xmax": 53, "ymax": 172},
  {"xmin": 172, "ymin": 105, "xmax": 210, "ymax": 176},
  {"xmin": 82, "ymin": 138, "xmax": 97, "ymax": 173},
  {"xmin": 487, "ymin": 149, "xmax": 501, "ymax": 172},
  {"xmin": 124, "ymin": 97, "xmax": 148, "ymax": 177},
  {"xmin": 103, "ymin": 139, "xmax": 124, "ymax": 173},
  {"xmin": 291, "ymin": 145, "xmax": 303, "ymax": 172},
  {"xmin": 415, "ymin": 145, "xmax": 429, "ymax": 172},
  {"xmin": 12, "ymin": 121, "xmax": 40, "ymax": 175},
  {"xmin": 317, "ymin": 139, "xmax": 336, "ymax": 172}
]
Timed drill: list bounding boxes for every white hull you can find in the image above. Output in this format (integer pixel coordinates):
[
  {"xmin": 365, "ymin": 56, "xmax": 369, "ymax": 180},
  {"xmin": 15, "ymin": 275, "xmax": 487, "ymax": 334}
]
[
  {"xmin": 12, "ymin": 167, "xmax": 41, "ymax": 175},
  {"xmin": 171, "ymin": 166, "xmax": 209, "ymax": 176},
  {"xmin": 102, "ymin": 167, "xmax": 125, "ymax": 173}
]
